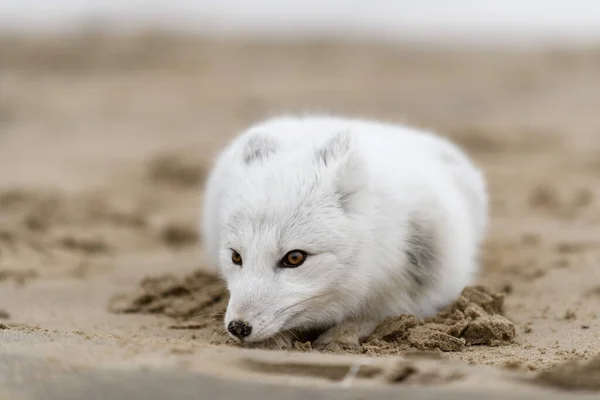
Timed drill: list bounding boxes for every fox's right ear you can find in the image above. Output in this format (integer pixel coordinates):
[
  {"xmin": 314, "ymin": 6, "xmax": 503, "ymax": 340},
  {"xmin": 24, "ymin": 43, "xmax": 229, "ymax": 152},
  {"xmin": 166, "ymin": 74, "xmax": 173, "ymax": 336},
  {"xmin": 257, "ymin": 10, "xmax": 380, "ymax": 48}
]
[
  {"xmin": 315, "ymin": 132, "xmax": 366, "ymax": 213},
  {"xmin": 314, "ymin": 131, "xmax": 351, "ymax": 167},
  {"xmin": 242, "ymin": 134, "xmax": 279, "ymax": 165}
]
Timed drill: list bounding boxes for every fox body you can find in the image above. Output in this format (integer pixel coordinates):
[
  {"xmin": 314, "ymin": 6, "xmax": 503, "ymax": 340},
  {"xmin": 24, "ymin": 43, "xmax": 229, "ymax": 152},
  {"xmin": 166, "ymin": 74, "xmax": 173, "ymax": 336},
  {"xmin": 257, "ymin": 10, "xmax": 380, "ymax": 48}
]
[{"xmin": 202, "ymin": 116, "xmax": 487, "ymax": 348}]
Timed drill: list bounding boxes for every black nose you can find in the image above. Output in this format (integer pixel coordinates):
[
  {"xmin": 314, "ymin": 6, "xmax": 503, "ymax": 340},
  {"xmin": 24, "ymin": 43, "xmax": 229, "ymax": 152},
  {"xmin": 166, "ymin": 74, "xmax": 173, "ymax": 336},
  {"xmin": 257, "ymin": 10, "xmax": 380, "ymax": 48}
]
[{"xmin": 227, "ymin": 320, "xmax": 252, "ymax": 339}]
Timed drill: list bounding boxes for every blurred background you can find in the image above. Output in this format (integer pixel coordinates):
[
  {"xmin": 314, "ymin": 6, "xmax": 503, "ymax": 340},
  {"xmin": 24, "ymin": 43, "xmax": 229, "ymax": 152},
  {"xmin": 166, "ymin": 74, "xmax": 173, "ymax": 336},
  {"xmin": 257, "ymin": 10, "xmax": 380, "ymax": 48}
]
[
  {"xmin": 2, "ymin": 0, "xmax": 600, "ymax": 45},
  {"xmin": 0, "ymin": 0, "xmax": 599, "ymax": 285}
]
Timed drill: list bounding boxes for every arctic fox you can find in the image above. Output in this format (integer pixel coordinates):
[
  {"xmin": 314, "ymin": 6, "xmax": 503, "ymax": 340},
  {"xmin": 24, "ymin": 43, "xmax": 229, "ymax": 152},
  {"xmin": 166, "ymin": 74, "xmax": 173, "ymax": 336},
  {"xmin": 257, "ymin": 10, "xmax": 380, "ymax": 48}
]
[{"xmin": 202, "ymin": 115, "xmax": 487, "ymax": 348}]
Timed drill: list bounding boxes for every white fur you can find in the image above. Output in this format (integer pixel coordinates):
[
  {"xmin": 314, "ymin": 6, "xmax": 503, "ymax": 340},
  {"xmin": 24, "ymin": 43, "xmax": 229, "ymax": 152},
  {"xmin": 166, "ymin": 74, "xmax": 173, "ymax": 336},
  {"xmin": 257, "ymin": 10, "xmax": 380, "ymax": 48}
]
[{"xmin": 201, "ymin": 115, "xmax": 487, "ymax": 346}]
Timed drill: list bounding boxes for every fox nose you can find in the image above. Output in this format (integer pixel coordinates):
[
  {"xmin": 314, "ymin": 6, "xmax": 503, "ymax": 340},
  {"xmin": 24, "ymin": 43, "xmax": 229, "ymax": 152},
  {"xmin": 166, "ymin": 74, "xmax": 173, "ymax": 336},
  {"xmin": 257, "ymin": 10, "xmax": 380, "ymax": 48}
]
[{"xmin": 227, "ymin": 320, "xmax": 252, "ymax": 340}]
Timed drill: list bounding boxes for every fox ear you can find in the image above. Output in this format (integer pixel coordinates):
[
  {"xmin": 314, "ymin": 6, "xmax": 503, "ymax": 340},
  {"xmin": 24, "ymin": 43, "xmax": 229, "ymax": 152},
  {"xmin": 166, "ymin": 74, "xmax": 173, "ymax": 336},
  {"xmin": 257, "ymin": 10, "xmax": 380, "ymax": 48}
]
[
  {"xmin": 315, "ymin": 132, "xmax": 366, "ymax": 213},
  {"xmin": 314, "ymin": 131, "xmax": 351, "ymax": 167},
  {"xmin": 242, "ymin": 134, "xmax": 279, "ymax": 165}
]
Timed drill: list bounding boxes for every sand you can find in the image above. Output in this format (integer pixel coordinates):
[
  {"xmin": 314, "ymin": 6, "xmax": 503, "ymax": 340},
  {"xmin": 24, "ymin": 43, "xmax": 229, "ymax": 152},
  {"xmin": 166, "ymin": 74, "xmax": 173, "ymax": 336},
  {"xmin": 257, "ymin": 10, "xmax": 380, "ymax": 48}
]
[
  {"xmin": 1, "ymin": 33, "xmax": 600, "ymax": 399},
  {"xmin": 107, "ymin": 272, "xmax": 516, "ymax": 353}
]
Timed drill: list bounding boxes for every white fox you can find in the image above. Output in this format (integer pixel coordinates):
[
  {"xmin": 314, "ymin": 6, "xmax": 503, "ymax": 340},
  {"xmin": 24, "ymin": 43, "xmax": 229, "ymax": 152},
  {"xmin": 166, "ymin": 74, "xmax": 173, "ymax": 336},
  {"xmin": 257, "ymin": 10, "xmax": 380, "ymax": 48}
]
[{"xmin": 202, "ymin": 115, "xmax": 487, "ymax": 348}]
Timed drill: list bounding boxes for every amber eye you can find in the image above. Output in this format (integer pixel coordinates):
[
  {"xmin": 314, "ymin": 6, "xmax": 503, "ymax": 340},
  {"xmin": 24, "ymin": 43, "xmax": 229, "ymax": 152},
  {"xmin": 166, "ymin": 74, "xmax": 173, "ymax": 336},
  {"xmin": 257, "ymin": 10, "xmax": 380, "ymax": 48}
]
[
  {"xmin": 282, "ymin": 250, "xmax": 307, "ymax": 268},
  {"xmin": 231, "ymin": 250, "xmax": 243, "ymax": 266}
]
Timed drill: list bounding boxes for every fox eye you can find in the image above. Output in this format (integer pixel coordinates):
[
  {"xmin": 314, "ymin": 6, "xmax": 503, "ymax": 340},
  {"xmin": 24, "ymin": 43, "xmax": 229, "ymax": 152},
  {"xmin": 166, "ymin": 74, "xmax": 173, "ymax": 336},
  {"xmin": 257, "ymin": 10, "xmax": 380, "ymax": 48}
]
[
  {"xmin": 281, "ymin": 250, "xmax": 307, "ymax": 268},
  {"xmin": 231, "ymin": 250, "xmax": 243, "ymax": 266}
]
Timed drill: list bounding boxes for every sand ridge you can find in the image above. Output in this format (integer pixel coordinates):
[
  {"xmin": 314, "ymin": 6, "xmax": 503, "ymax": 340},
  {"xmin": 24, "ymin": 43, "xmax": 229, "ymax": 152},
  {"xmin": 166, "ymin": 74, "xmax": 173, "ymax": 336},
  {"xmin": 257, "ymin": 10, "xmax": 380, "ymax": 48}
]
[{"xmin": 107, "ymin": 268, "xmax": 517, "ymax": 353}]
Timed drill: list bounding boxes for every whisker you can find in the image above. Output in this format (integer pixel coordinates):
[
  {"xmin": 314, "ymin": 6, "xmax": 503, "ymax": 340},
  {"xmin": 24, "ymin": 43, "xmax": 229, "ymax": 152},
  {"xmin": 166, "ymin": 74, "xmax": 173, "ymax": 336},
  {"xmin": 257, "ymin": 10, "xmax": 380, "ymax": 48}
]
[
  {"xmin": 273, "ymin": 332, "xmax": 293, "ymax": 349},
  {"xmin": 211, "ymin": 327, "xmax": 229, "ymax": 342},
  {"xmin": 189, "ymin": 311, "xmax": 226, "ymax": 321},
  {"xmin": 284, "ymin": 329, "xmax": 300, "ymax": 342},
  {"xmin": 274, "ymin": 293, "xmax": 330, "ymax": 319},
  {"xmin": 191, "ymin": 310, "xmax": 226, "ymax": 317},
  {"xmin": 274, "ymin": 332, "xmax": 285, "ymax": 348}
]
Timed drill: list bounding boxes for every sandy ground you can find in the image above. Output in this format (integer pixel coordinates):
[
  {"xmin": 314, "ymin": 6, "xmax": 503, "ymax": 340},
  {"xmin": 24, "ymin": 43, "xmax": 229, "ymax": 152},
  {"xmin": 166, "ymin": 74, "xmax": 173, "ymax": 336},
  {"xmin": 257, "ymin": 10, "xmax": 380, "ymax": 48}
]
[{"xmin": 1, "ymin": 34, "xmax": 600, "ymax": 398}]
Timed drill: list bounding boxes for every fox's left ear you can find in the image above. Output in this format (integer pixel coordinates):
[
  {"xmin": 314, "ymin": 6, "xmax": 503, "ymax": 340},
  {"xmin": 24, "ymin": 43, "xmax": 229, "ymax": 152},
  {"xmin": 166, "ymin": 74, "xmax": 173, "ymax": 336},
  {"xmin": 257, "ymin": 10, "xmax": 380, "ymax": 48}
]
[
  {"xmin": 242, "ymin": 134, "xmax": 279, "ymax": 165},
  {"xmin": 315, "ymin": 132, "xmax": 366, "ymax": 213}
]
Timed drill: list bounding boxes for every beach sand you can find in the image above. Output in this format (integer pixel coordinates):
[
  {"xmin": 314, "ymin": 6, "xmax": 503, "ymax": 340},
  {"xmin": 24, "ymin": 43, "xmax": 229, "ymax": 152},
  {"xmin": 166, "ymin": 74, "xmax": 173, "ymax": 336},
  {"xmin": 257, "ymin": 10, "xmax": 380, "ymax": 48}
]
[{"xmin": 1, "ymin": 34, "xmax": 599, "ymax": 398}]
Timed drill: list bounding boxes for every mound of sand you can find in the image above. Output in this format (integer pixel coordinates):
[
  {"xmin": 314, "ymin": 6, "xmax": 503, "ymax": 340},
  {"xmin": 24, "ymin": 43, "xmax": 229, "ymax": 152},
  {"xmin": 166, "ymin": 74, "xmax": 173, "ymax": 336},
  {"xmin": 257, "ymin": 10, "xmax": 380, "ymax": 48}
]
[
  {"xmin": 108, "ymin": 271, "xmax": 515, "ymax": 354},
  {"xmin": 108, "ymin": 270, "xmax": 227, "ymax": 323}
]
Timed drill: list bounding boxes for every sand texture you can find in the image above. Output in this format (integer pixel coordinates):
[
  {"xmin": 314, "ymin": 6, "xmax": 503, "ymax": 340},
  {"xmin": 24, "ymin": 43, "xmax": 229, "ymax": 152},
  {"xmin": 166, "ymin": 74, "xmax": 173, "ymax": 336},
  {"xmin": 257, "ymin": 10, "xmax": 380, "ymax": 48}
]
[{"xmin": 1, "ymin": 34, "xmax": 600, "ymax": 398}]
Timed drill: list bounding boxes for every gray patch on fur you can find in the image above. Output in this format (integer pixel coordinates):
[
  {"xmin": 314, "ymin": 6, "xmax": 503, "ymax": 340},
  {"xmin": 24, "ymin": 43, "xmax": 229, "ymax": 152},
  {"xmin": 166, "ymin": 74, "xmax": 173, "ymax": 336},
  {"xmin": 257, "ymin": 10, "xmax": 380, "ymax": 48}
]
[
  {"xmin": 336, "ymin": 190, "xmax": 353, "ymax": 213},
  {"xmin": 405, "ymin": 218, "xmax": 439, "ymax": 295},
  {"xmin": 242, "ymin": 135, "xmax": 279, "ymax": 165},
  {"xmin": 335, "ymin": 183, "xmax": 363, "ymax": 214}
]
